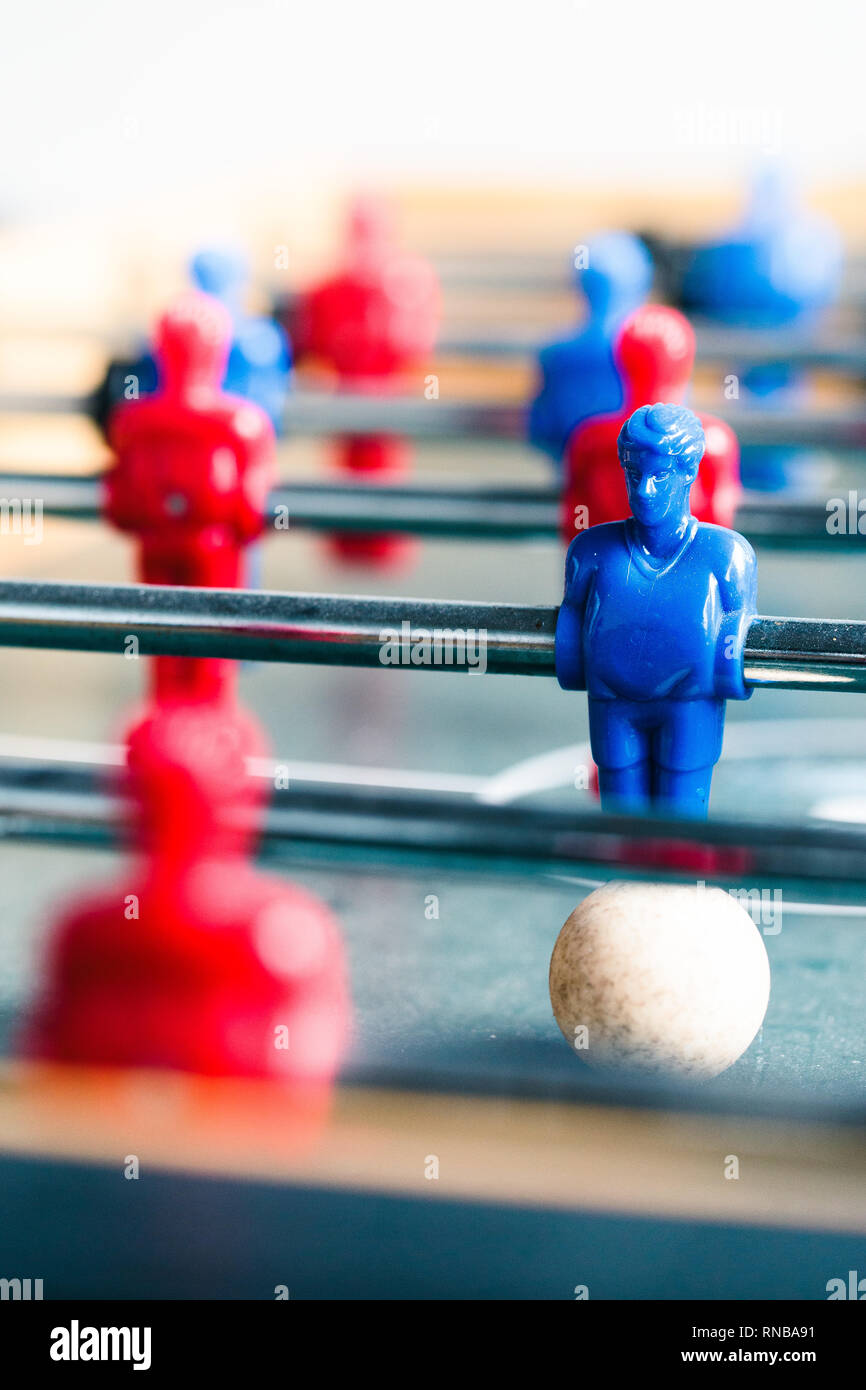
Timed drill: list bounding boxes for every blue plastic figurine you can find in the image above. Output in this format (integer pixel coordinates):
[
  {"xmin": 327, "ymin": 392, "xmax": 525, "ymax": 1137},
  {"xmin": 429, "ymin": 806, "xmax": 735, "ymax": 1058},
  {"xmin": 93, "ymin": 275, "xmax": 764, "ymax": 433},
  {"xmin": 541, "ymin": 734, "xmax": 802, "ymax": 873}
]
[
  {"xmin": 680, "ymin": 168, "xmax": 841, "ymax": 328},
  {"xmin": 555, "ymin": 403, "xmax": 757, "ymax": 818},
  {"xmin": 190, "ymin": 247, "xmax": 292, "ymax": 434},
  {"xmin": 97, "ymin": 247, "xmax": 293, "ymax": 441},
  {"xmin": 528, "ymin": 232, "xmax": 653, "ymax": 467},
  {"xmin": 680, "ymin": 169, "xmax": 842, "ymax": 492}
]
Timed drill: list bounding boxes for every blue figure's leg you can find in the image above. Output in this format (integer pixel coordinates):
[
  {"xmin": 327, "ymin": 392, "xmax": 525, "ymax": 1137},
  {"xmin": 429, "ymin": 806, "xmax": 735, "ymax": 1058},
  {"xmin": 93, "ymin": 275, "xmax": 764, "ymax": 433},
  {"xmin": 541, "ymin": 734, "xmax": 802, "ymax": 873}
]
[
  {"xmin": 651, "ymin": 699, "xmax": 725, "ymax": 819},
  {"xmin": 588, "ymin": 698, "xmax": 652, "ymax": 813},
  {"xmin": 653, "ymin": 766, "xmax": 715, "ymax": 819},
  {"xmin": 597, "ymin": 761, "xmax": 652, "ymax": 813}
]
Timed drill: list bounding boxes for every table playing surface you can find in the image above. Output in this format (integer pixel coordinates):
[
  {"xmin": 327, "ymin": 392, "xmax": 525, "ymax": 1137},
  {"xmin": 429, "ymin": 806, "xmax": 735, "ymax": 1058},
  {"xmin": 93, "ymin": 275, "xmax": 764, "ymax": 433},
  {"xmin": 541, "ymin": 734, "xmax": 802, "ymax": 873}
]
[{"xmin": 0, "ymin": 435, "xmax": 865, "ymax": 1298}]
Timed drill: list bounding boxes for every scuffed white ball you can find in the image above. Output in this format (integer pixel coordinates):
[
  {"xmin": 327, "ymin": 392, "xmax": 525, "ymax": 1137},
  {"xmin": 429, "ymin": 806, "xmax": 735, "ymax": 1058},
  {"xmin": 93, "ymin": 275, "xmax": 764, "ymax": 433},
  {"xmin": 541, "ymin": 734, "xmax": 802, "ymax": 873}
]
[{"xmin": 549, "ymin": 881, "xmax": 770, "ymax": 1079}]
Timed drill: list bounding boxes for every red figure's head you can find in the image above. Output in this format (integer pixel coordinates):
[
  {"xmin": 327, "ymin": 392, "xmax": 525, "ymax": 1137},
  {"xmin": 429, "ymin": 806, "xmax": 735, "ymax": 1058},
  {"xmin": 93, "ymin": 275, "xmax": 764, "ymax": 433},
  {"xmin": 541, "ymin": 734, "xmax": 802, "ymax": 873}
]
[
  {"xmin": 154, "ymin": 291, "xmax": 232, "ymax": 397},
  {"xmin": 125, "ymin": 699, "xmax": 268, "ymax": 863},
  {"xmin": 346, "ymin": 194, "xmax": 395, "ymax": 276},
  {"xmin": 616, "ymin": 304, "xmax": 696, "ymax": 410}
]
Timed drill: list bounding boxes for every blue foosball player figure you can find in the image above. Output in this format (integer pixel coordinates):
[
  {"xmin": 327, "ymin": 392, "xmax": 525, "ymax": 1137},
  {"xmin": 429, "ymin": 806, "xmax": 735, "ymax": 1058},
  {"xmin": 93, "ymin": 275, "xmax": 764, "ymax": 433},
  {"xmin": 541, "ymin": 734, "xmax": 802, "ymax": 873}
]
[
  {"xmin": 680, "ymin": 168, "xmax": 842, "ymax": 494},
  {"xmin": 190, "ymin": 247, "xmax": 293, "ymax": 593},
  {"xmin": 528, "ymin": 232, "xmax": 653, "ymax": 468},
  {"xmin": 190, "ymin": 246, "xmax": 292, "ymax": 435},
  {"xmin": 555, "ymin": 403, "xmax": 757, "ymax": 819},
  {"xmin": 94, "ymin": 246, "xmax": 293, "ymax": 448}
]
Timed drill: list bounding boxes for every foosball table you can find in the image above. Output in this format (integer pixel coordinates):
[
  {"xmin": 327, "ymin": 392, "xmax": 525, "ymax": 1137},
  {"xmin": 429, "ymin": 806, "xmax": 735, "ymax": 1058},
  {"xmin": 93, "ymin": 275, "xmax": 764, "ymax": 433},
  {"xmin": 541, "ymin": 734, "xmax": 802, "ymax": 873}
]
[{"xmin": 1, "ymin": 179, "xmax": 865, "ymax": 1304}]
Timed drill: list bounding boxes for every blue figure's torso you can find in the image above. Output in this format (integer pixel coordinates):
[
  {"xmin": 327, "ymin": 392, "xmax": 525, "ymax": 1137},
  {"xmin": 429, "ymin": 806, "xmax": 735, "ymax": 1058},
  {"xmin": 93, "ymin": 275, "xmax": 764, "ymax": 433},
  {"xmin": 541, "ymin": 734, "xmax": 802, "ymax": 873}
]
[
  {"xmin": 681, "ymin": 241, "xmax": 835, "ymax": 331},
  {"xmin": 189, "ymin": 247, "xmax": 292, "ymax": 433},
  {"xmin": 556, "ymin": 519, "xmax": 757, "ymax": 703},
  {"xmin": 528, "ymin": 324, "xmax": 625, "ymax": 465},
  {"xmin": 223, "ymin": 319, "xmax": 292, "ymax": 432},
  {"xmin": 528, "ymin": 232, "xmax": 653, "ymax": 466},
  {"xmin": 680, "ymin": 178, "xmax": 842, "ymax": 493}
]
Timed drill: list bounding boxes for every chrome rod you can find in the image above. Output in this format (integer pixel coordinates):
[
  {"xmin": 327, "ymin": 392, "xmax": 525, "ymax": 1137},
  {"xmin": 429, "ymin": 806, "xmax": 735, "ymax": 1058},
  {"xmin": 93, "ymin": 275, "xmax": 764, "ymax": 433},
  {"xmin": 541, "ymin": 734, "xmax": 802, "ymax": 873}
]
[
  {"xmin": 4, "ymin": 754, "xmax": 866, "ymax": 883},
  {"xmin": 438, "ymin": 327, "xmax": 866, "ymax": 374},
  {"xmin": 0, "ymin": 473, "xmax": 855, "ymax": 548},
  {"xmin": 0, "ymin": 580, "xmax": 862, "ymax": 691},
  {"xmin": 2, "ymin": 389, "xmax": 865, "ymax": 452}
]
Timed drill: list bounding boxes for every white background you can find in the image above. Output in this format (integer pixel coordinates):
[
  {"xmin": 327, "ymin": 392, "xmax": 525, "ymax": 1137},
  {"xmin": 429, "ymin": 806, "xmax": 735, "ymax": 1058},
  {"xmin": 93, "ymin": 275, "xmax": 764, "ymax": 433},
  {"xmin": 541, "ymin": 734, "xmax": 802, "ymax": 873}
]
[{"xmin": 0, "ymin": 0, "xmax": 863, "ymax": 217}]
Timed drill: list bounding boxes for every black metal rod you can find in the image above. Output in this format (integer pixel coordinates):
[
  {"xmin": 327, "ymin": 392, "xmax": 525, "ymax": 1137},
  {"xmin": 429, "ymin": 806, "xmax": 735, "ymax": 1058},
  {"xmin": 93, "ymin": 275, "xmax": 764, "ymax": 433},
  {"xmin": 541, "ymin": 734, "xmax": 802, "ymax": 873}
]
[
  {"xmin": 438, "ymin": 326, "xmax": 866, "ymax": 374},
  {"xmin": 0, "ymin": 472, "xmax": 857, "ymax": 549},
  {"xmin": 280, "ymin": 395, "xmax": 866, "ymax": 452},
  {"xmin": 431, "ymin": 246, "xmax": 866, "ymax": 308},
  {"xmin": 2, "ymin": 389, "xmax": 865, "ymax": 452},
  {"xmin": 4, "ymin": 753, "xmax": 866, "ymax": 883},
  {"xmin": 0, "ymin": 579, "xmax": 862, "ymax": 691}
]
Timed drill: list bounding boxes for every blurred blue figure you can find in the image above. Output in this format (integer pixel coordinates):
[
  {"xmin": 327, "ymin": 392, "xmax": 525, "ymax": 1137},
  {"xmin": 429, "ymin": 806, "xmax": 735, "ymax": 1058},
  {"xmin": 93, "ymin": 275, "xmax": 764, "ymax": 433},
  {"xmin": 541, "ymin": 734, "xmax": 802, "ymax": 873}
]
[
  {"xmin": 681, "ymin": 168, "xmax": 841, "ymax": 327},
  {"xmin": 528, "ymin": 232, "xmax": 653, "ymax": 468},
  {"xmin": 681, "ymin": 169, "xmax": 842, "ymax": 492},
  {"xmin": 189, "ymin": 248, "xmax": 292, "ymax": 597},
  {"xmin": 190, "ymin": 246, "xmax": 292, "ymax": 434},
  {"xmin": 96, "ymin": 246, "xmax": 293, "ymax": 445}
]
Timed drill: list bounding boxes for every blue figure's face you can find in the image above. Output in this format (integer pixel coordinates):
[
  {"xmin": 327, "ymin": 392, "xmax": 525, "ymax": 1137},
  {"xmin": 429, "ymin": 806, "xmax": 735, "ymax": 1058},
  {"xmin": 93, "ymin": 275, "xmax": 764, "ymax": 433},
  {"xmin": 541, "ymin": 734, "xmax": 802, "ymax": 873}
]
[{"xmin": 622, "ymin": 449, "xmax": 693, "ymax": 527}]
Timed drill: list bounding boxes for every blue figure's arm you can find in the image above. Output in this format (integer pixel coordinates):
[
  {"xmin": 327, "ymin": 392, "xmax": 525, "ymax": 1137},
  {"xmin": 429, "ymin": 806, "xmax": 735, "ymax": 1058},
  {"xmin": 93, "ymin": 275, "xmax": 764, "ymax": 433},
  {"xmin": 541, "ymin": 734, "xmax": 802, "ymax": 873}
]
[
  {"xmin": 527, "ymin": 348, "xmax": 564, "ymax": 463},
  {"xmin": 555, "ymin": 534, "xmax": 594, "ymax": 690},
  {"xmin": 712, "ymin": 532, "xmax": 758, "ymax": 700}
]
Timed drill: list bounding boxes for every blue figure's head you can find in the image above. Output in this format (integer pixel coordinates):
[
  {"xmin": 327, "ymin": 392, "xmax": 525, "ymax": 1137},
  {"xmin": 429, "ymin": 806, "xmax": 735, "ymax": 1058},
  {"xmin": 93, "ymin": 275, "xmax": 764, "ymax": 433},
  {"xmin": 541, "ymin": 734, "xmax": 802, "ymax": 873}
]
[
  {"xmin": 577, "ymin": 232, "xmax": 653, "ymax": 325},
  {"xmin": 618, "ymin": 403, "xmax": 705, "ymax": 529},
  {"xmin": 190, "ymin": 247, "xmax": 249, "ymax": 318}
]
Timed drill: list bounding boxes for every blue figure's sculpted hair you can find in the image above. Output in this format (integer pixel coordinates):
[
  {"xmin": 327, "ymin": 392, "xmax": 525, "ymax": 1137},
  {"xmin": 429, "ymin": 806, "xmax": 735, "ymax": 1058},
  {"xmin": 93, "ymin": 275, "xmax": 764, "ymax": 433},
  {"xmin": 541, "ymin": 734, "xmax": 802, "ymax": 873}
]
[{"xmin": 617, "ymin": 403, "xmax": 705, "ymax": 471}]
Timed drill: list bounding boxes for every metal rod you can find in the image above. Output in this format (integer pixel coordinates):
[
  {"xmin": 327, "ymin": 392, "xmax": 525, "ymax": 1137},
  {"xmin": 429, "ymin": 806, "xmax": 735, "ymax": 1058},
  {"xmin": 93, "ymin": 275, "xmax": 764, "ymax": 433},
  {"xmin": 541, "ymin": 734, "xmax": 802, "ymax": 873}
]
[
  {"xmin": 0, "ymin": 471, "xmax": 855, "ymax": 549},
  {"xmin": 4, "ymin": 749, "xmax": 866, "ymax": 882},
  {"xmin": 268, "ymin": 479, "xmax": 561, "ymax": 537},
  {"xmin": 2, "ymin": 388, "xmax": 865, "ymax": 453},
  {"xmin": 0, "ymin": 473, "xmax": 561, "ymax": 537},
  {"xmin": 285, "ymin": 395, "xmax": 866, "ymax": 452},
  {"xmin": 0, "ymin": 579, "xmax": 862, "ymax": 691},
  {"xmin": 0, "ymin": 473, "xmax": 102, "ymax": 519},
  {"xmin": 8, "ymin": 312, "xmax": 866, "ymax": 372},
  {"xmin": 438, "ymin": 326, "xmax": 866, "ymax": 374},
  {"xmin": 431, "ymin": 246, "xmax": 866, "ymax": 308},
  {"xmin": 0, "ymin": 581, "xmax": 558, "ymax": 674}
]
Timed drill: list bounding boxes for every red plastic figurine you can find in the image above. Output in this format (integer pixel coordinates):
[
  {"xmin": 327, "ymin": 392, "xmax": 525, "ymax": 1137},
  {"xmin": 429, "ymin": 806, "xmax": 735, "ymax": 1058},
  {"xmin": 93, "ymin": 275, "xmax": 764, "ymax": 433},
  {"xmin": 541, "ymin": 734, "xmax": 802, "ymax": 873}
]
[
  {"xmin": 291, "ymin": 196, "xmax": 440, "ymax": 565},
  {"xmin": 21, "ymin": 696, "xmax": 350, "ymax": 1090},
  {"xmin": 561, "ymin": 304, "xmax": 741, "ymax": 542},
  {"xmin": 104, "ymin": 293, "xmax": 276, "ymax": 699}
]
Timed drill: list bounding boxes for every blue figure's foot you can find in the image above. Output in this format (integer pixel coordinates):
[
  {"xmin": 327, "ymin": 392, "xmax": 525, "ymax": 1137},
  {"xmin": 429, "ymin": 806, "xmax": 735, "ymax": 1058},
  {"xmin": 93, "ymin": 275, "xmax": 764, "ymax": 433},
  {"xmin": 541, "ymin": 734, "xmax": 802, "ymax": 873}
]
[{"xmin": 653, "ymin": 765, "xmax": 715, "ymax": 819}]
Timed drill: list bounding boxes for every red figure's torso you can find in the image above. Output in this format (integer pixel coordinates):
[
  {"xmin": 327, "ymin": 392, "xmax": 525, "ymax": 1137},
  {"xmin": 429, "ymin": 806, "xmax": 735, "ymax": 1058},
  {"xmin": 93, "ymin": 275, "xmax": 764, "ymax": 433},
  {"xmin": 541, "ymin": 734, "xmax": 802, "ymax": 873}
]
[
  {"xmin": 105, "ymin": 293, "xmax": 276, "ymax": 583},
  {"xmin": 292, "ymin": 200, "xmax": 440, "ymax": 567},
  {"xmin": 562, "ymin": 304, "xmax": 741, "ymax": 540},
  {"xmin": 103, "ymin": 294, "xmax": 277, "ymax": 698}
]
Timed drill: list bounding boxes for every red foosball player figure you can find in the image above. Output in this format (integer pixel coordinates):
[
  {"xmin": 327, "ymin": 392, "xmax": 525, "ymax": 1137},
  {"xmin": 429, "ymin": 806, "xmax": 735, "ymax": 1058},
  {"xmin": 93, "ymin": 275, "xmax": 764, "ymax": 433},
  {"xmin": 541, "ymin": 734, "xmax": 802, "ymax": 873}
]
[
  {"xmin": 560, "ymin": 304, "xmax": 741, "ymax": 543},
  {"xmin": 103, "ymin": 292, "xmax": 276, "ymax": 701},
  {"xmin": 291, "ymin": 195, "xmax": 441, "ymax": 567},
  {"xmin": 21, "ymin": 696, "xmax": 350, "ymax": 1104}
]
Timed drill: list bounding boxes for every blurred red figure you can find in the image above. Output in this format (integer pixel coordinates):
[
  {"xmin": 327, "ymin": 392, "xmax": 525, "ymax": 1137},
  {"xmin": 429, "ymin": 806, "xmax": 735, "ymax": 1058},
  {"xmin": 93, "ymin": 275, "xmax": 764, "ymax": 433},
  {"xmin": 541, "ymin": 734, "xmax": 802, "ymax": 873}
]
[
  {"xmin": 292, "ymin": 196, "xmax": 440, "ymax": 566},
  {"xmin": 22, "ymin": 698, "xmax": 350, "ymax": 1089},
  {"xmin": 561, "ymin": 304, "xmax": 741, "ymax": 542},
  {"xmin": 104, "ymin": 293, "xmax": 276, "ymax": 700}
]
